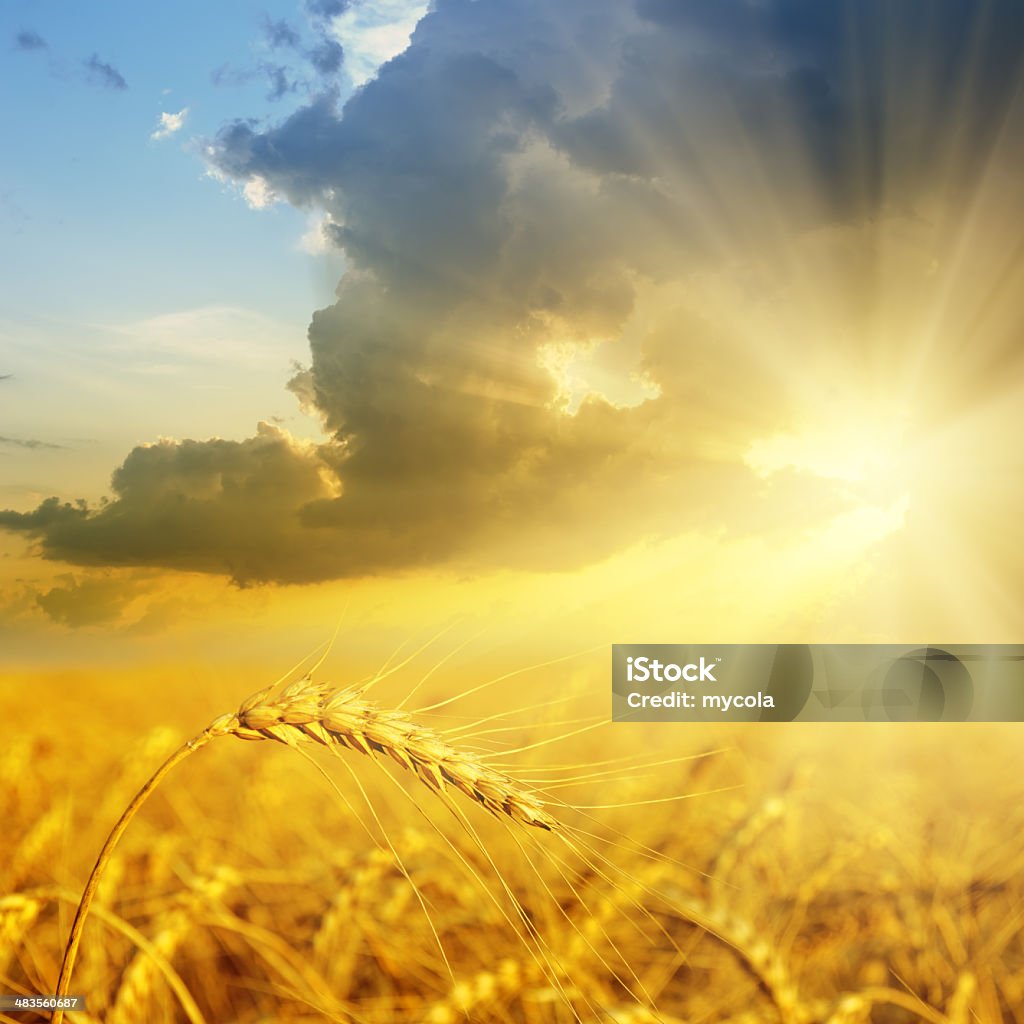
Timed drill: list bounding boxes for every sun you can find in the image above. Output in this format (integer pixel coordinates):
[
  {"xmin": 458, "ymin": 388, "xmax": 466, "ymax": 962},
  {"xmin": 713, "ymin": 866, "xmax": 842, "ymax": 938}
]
[{"xmin": 744, "ymin": 400, "xmax": 918, "ymax": 511}]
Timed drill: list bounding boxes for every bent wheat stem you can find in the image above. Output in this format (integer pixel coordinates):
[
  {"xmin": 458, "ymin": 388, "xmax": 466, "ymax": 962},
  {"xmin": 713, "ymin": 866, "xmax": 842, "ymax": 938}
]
[
  {"xmin": 52, "ymin": 675, "xmax": 557, "ymax": 1022},
  {"xmin": 51, "ymin": 723, "xmax": 230, "ymax": 1024}
]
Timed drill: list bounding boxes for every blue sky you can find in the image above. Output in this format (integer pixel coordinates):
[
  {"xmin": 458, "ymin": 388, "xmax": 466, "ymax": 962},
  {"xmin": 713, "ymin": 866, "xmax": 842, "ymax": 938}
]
[
  {"xmin": 2, "ymin": 0, "xmax": 343, "ymax": 325},
  {"xmin": 1, "ymin": 0, "xmax": 426, "ymax": 503}
]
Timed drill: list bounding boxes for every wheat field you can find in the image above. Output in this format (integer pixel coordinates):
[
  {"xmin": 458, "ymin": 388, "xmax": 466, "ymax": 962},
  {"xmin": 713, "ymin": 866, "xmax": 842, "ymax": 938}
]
[{"xmin": 2, "ymin": 651, "xmax": 1023, "ymax": 1024}]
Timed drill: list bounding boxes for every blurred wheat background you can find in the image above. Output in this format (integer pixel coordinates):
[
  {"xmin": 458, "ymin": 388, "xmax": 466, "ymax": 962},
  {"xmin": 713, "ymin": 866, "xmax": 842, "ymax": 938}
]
[{"xmin": 2, "ymin": 650, "xmax": 1022, "ymax": 1024}]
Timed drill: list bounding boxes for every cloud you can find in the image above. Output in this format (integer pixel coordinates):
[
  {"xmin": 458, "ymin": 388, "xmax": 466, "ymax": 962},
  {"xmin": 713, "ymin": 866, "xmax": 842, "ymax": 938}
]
[
  {"xmin": 0, "ymin": 374, "xmax": 12, "ymax": 381},
  {"xmin": 211, "ymin": 61, "xmax": 298, "ymax": 102},
  {"xmin": 306, "ymin": 0, "xmax": 351, "ymax": 22},
  {"xmin": 0, "ymin": 425, "xmax": 345, "ymax": 585},
  {"xmin": 213, "ymin": 14, "xmax": 345, "ymax": 99},
  {"xmin": 84, "ymin": 54, "xmax": 127, "ymax": 90},
  {"xmin": 210, "ymin": 63, "xmax": 254, "ymax": 88},
  {"xmin": 14, "ymin": 30, "xmax": 47, "ymax": 51},
  {"xmin": 329, "ymin": 0, "xmax": 430, "ymax": 86},
  {"xmin": 308, "ymin": 39, "xmax": 344, "ymax": 75},
  {"xmin": 265, "ymin": 18, "xmax": 301, "ymax": 50},
  {"xmin": 242, "ymin": 175, "xmax": 278, "ymax": 209},
  {"xmin": 35, "ymin": 573, "xmax": 150, "ymax": 627},
  {"xmin": 264, "ymin": 64, "xmax": 297, "ymax": 101},
  {"xmin": 151, "ymin": 107, "xmax": 189, "ymax": 140},
  {"xmin": 38, "ymin": 413, "xmax": 681, "ymax": 589},
  {"xmin": 611, "ymin": 1, "xmax": 1024, "ymax": 217},
  {"xmin": 298, "ymin": 213, "xmax": 336, "ymax": 253},
  {"xmin": 5, "ymin": 0, "xmax": 1024, "ymax": 586},
  {"xmin": 0, "ymin": 435, "xmax": 64, "ymax": 451}
]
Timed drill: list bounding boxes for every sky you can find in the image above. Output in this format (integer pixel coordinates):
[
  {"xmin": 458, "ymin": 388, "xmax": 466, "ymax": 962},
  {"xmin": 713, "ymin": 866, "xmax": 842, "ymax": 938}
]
[{"xmin": 2, "ymin": 0, "xmax": 1023, "ymax": 673}]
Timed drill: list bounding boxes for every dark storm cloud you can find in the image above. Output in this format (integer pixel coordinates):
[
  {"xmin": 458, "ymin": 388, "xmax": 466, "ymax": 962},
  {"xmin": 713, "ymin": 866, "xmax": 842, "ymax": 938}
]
[
  {"xmin": 209, "ymin": 0, "xmax": 1024, "ymax": 320},
  {"xmin": 14, "ymin": 30, "xmax": 47, "ymax": 51},
  {"xmin": 84, "ymin": 54, "xmax": 127, "ymax": 90},
  {"xmin": 209, "ymin": 48, "xmax": 560, "ymax": 294},
  {"xmin": 5, "ymin": 0, "xmax": 1024, "ymax": 583},
  {"xmin": 616, "ymin": 0, "xmax": 1024, "ymax": 216}
]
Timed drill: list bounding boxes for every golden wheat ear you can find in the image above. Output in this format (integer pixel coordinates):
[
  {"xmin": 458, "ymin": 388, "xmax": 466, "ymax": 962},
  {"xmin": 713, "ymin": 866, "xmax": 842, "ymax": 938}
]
[
  {"xmin": 51, "ymin": 676, "xmax": 558, "ymax": 1023},
  {"xmin": 232, "ymin": 677, "xmax": 560, "ymax": 831}
]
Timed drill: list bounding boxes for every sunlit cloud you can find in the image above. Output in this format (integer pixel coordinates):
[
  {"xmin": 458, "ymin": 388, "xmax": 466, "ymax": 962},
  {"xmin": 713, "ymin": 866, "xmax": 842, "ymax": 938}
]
[
  {"xmin": 242, "ymin": 175, "xmax": 278, "ymax": 209},
  {"xmin": 329, "ymin": 0, "xmax": 429, "ymax": 86},
  {"xmin": 298, "ymin": 212, "xmax": 337, "ymax": 254},
  {"xmin": 151, "ymin": 107, "xmax": 189, "ymax": 140}
]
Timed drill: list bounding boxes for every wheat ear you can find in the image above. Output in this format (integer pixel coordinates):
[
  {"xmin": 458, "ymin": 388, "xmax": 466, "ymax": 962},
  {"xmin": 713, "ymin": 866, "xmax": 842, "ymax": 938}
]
[
  {"xmin": 231, "ymin": 676, "xmax": 559, "ymax": 831},
  {"xmin": 52, "ymin": 676, "xmax": 556, "ymax": 1022}
]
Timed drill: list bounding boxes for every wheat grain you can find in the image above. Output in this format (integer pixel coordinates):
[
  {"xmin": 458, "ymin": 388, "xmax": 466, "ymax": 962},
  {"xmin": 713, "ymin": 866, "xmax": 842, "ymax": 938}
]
[
  {"xmin": 221, "ymin": 676, "xmax": 560, "ymax": 832},
  {"xmin": 420, "ymin": 959, "xmax": 523, "ymax": 1023},
  {"xmin": 5, "ymin": 804, "xmax": 63, "ymax": 891},
  {"xmin": 946, "ymin": 970, "xmax": 977, "ymax": 1024},
  {"xmin": 313, "ymin": 847, "xmax": 395, "ymax": 990},
  {"xmin": 822, "ymin": 994, "xmax": 872, "ymax": 1024},
  {"xmin": 710, "ymin": 794, "xmax": 788, "ymax": 902}
]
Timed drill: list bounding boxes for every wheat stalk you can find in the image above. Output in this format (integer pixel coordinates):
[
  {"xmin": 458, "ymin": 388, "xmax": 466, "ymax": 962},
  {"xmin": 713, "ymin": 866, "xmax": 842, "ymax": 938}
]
[
  {"xmin": 107, "ymin": 866, "xmax": 241, "ymax": 1024},
  {"xmin": 1, "ymin": 895, "xmax": 42, "ymax": 977},
  {"xmin": 51, "ymin": 674, "xmax": 557, "ymax": 1023}
]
